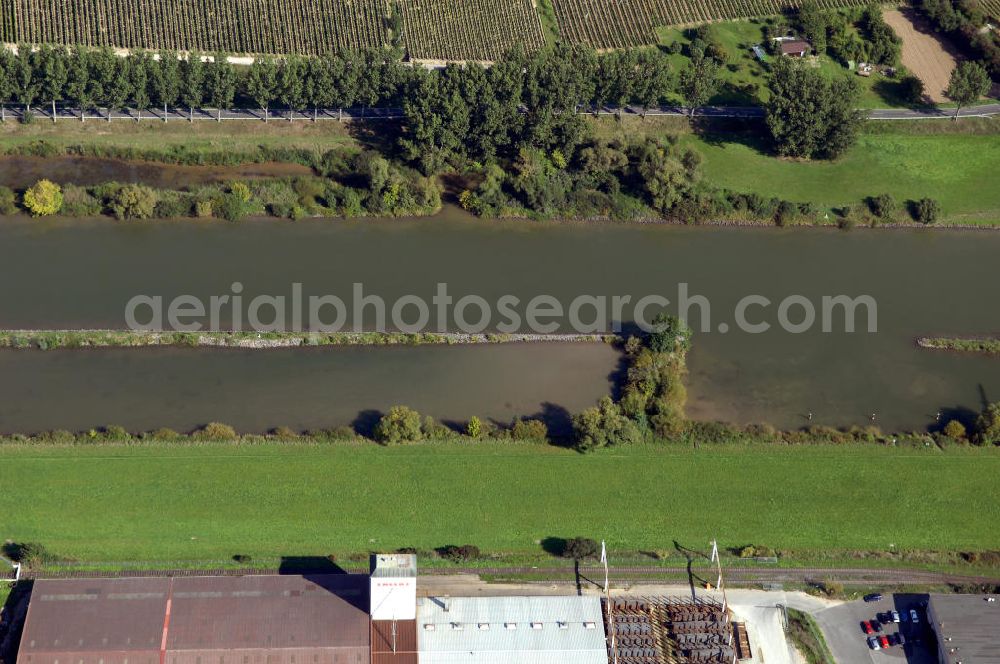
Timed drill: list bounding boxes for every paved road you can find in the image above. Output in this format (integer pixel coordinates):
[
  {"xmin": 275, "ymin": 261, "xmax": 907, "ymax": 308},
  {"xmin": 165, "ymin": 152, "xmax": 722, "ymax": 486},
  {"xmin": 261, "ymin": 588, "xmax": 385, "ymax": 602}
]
[
  {"xmin": 13, "ymin": 563, "xmax": 1000, "ymax": 588},
  {"xmin": 1, "ymin": 102, "xmax": 997, "ymax": 123}
]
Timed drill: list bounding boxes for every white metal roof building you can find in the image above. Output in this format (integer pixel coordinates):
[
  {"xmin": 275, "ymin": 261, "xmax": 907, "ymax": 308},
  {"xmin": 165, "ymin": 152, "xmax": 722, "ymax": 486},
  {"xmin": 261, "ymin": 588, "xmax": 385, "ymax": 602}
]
[{"xmin": 415, "ymin": 595, "xmax": 608, "ymax": 664}]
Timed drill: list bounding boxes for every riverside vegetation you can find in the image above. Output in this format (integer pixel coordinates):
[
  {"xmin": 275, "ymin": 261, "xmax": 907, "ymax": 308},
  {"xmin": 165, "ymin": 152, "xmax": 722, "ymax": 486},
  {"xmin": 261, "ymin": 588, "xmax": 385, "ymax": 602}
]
[{"xmin": 3, "ymin": 38, "xmax": 989, "ymax": 225}]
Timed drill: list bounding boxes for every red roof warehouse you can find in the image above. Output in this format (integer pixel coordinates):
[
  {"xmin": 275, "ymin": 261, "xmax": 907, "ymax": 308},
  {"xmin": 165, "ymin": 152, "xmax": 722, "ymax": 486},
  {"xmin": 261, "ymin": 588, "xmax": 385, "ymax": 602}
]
[{"xmin": 17, "ymin": 575, "xmax": 372, "ymax": 664}]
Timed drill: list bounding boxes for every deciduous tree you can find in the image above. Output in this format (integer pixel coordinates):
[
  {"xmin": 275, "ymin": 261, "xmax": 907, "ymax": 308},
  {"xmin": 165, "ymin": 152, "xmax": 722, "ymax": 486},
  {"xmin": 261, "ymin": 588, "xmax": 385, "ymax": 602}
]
[
  {"xmin": 245, "ymin": 56, "xmax": 278, "ymax": 121},
  {"xmin": 765, "ymin": 57, "xmax": 864, "ymax": 159},
  {"xmin": 946, "ymin": 61, "xmax": 991, "ymax": 119}
]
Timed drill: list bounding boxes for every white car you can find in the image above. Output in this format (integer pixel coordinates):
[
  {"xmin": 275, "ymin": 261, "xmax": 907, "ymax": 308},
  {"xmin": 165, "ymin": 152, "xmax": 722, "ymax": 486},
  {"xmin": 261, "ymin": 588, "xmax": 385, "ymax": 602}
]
[
  {"xmin": 910, "ymin": 609, "xmax": 919, "ymax": 623},
  {"xmin": 891, "ymin": 610, "xmax": 900, "ymax": 623}
]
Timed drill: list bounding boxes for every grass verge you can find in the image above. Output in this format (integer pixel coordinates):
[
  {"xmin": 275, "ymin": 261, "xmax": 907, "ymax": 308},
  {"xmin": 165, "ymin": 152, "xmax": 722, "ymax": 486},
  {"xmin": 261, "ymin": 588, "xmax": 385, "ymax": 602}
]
[
  {"xmin": 786, "ymin": 608, "xmax": 836, "ymax": 664},
  {"xmin": 0, "ymin": 120, "xmax": 363, "ymax": 164},
  {"xmin": 0, "ymin": 440, "xmax": 998, "ymax": 562}
]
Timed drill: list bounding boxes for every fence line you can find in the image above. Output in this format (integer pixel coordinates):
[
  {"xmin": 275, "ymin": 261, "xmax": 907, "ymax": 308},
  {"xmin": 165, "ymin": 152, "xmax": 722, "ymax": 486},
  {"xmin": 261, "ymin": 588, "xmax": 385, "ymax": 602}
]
[
  {"xmin": 0, "ymin": 102, "xmax": 996, "ymax": 124},
  {"xmin": 0, "ymin": 105, "xmax": 406, "ymax": 122}
]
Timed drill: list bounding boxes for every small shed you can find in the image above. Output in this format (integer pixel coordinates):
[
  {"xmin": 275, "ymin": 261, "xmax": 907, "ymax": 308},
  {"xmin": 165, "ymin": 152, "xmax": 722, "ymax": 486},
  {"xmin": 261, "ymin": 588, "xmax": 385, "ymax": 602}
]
[{"xmin": 780, "ymin": 39, "xmax": 812, "ymax": 57}]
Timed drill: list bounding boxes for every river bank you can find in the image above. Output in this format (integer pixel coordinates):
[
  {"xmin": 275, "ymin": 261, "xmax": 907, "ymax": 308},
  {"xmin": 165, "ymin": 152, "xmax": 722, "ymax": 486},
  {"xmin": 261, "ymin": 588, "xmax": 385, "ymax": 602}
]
[{"xmin": 3, "ymin": 116, "xmax": 999, "ymax": 227}]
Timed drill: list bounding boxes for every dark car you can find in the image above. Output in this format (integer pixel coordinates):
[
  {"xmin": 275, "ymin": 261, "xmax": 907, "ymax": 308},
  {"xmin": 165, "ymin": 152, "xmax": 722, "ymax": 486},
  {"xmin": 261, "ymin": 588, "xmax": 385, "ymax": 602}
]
[
  {"xmin": 877, "ymin": 612, "xmax": 892, "ymax": 624},
  {"xmin": 890, "ymin": 633, "xmax": 906, "ymax": 647},
  {"xmin": 864, "ymin": 593, "xmax": 884, "ymax": 603}
]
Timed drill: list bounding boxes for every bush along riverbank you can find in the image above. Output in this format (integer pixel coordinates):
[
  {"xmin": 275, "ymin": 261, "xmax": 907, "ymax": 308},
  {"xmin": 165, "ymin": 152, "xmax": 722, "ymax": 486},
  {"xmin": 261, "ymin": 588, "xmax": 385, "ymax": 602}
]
[
  {"xmin": 0, "ymin": 330, "xmax": 614, "ymax": 350},
  {"xmin": 0, "ymin": 152, "xmax": 442, "ymax": 222},
  {"xmin": 917, "ymin": 336, "xmax": 1000, "ymax": 355}
]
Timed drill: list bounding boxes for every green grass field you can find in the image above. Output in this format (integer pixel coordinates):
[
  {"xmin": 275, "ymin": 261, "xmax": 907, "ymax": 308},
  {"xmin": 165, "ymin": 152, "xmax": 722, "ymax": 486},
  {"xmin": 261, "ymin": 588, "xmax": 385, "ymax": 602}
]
[
  {"xmin": 1, "ymin": 441, "xmax": 998, "ymax": 562},
  {"xmin": 691, "ymin": 131, "xmax": 1000, "ymax": 223},
  {"xmin": 0, "ymin": 120, "xmax": 363, "ymax": 157}
]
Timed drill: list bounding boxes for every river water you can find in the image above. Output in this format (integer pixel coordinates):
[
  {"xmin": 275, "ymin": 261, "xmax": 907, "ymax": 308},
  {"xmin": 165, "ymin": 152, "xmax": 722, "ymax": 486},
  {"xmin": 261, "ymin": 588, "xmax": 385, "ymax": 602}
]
[{"xmin": 0, "ymin": 210, "xmax": 998, "ymax": 433}]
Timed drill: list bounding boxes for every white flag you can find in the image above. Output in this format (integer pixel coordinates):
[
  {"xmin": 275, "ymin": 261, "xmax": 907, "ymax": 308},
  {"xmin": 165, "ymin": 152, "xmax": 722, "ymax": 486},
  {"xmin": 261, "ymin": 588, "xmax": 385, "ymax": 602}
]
[{"xmin": 600, "ymin": 540, "xmax": 607, "ymax": 564}]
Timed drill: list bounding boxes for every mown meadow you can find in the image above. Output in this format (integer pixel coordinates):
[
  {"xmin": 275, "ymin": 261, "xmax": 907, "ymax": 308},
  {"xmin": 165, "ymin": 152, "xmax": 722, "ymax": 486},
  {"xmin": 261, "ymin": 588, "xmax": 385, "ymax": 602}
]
[{"xmin": 1, "ymin": 440, "xmax": 997, "ymax": 563}]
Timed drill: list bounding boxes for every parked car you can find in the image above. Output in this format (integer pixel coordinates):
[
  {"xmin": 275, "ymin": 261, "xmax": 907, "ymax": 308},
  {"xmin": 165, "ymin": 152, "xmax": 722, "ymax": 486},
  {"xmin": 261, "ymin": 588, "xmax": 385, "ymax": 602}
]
[
  {"xmin": 864, "ymin": 593, "xmax": 884, "ymax": 603},
  {"xmin": 910, "ymin": 609, "xmax": 919, "ymax": 623},
  {"xmin": 890, "ymin": 610, "xmax": 900, "ymax": 623},
  {"xmin": 867, "ymin": 636, "xmax": 881, "ymax": 650},
  {"xmin": 879, "ymin": 635, "xmax": 890, "ymax": 649},
  {"xmin": 872, "ymin": 620, "xmax": 883, "ymax": 633},
  {"xmin": 890, "ymin": 633, "xmax": 906, "ymax": 647},
  {"xmin": 861, "ymin": 620, "xmax": 875, "ymax": 635}
]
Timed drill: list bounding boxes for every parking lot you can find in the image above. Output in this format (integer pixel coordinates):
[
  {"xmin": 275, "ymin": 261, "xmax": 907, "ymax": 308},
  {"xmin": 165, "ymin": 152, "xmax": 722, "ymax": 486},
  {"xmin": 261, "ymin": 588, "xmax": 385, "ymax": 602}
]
[{"xmin": 813, "ymin": 593, "xmax": 938, "ymax": 663}]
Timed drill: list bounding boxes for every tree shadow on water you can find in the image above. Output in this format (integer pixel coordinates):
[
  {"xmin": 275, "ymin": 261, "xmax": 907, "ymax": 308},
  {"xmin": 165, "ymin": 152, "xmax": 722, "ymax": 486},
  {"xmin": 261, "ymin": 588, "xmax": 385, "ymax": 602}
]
[
  {"xmin": 351, "ymin": 409, "xmax": 384, "ymax": 439},
  {"xmin": 526, "ymin": 403, "xmax": 574, "ymax": 444},
  {"xmin": 933, "ymin": 405, "xmax": 979, "ymax": 432}
]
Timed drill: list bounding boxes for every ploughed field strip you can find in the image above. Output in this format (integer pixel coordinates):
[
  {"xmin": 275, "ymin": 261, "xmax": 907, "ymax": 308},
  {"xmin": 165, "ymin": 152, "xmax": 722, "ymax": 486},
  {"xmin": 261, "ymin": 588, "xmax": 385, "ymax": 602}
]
[
  {"xmin": 551, "ymin": 0, "xmax": 873, "ymax": 48},
  {"xmin": 0, "ymin": 0, "xmax": 544, "ymax": 60}
]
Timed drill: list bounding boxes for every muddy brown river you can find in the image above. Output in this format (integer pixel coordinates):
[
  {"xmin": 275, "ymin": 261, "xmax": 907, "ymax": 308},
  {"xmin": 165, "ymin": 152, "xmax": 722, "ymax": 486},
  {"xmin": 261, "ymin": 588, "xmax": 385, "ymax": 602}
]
[{"xmin": 0, "ymin": 210, "xmax": 997, "ymax": 433}]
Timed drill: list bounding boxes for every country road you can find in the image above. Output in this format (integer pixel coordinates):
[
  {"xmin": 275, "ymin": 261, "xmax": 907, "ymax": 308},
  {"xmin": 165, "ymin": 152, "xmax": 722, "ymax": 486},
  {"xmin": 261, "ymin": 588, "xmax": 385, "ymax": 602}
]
[
  {"xmin": 11, "ymin": 563, "xmax": 1000, "ymax": 587},
  {"xmin": 1, "ymin": 101, "xmax": 997, "ymax": 123}
]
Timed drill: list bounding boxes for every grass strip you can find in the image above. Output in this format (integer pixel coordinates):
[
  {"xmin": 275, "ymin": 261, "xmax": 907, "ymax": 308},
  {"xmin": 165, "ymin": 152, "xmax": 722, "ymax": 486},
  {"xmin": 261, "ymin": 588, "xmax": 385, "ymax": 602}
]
[
  {"xmin": 786, "ymin": 608, "xmax": 836, "ymax": 664},
  {"xmin": 0, "ymin": 441, "xmax": 997, "ymax": 561}
]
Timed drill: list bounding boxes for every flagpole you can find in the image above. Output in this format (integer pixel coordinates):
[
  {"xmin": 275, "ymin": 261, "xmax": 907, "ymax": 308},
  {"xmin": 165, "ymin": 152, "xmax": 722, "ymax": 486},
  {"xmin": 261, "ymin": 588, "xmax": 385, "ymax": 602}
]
[{"xmin": 601, "ymin": 540, "xmax": 618, "ymax": 664}]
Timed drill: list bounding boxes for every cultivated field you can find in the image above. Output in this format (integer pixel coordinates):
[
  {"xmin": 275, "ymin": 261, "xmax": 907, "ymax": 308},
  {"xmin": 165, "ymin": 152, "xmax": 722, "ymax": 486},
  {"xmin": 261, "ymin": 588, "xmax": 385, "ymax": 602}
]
[
  {"xmin": 396, "ymin": 0, "xmax": 544, "ymax": 61},
  {"xmin": 0, "ymin": 440, "xmax": 997, "ymax": 561},
  {"xmin": 0, "ymin": 0, "xmax": 544, "ymax": 60},
  {"xmin": 884, "ymin": 8, "xmax": 960, "ymax": 102},
  {"xmin": 550, "ymin": 0, "xmax": 871, "ymax": 48}
]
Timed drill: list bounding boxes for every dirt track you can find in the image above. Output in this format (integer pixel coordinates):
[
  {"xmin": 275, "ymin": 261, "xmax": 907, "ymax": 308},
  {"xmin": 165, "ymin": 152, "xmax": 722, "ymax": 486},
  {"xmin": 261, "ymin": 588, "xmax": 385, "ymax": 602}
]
[{"xmin": 884, "ymin": 8, "xmax": 961, "ymax": 102}]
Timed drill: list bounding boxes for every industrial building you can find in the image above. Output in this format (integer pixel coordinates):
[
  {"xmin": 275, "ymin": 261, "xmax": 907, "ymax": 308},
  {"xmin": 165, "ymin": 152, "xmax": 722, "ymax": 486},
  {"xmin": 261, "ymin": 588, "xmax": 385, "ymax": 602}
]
[
  {"xmin": 417, "ymin": 596, "xmax": 608, "ymax": 664},
  {"xmin": 11, "ymin": 553, "xmax": 749, "ymax": 664},
  {"xmin": 415, "ymin": 595, "xmax": 608, "ymax": 664},
  {"xmin": 927, "ymin": 593, "xmax": 1000, "ymax": 664},
  {"xmin": 16, "ymin": 575, "xmax": 371, "ymax": 664},
  {"xmin": 370, "ymin": 554, "xmax": 418, "ymax": 664}
]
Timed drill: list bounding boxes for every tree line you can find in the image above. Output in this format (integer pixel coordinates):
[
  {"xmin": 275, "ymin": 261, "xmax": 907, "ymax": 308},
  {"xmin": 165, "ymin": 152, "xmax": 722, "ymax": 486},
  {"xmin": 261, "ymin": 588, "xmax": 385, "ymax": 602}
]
[
  {"xmin": 0, "ymin": 44, "xmax": 692, "ymax": 122},
  {"xmin": 0, "ymin": 46, "xmax": 414, "ymax": 119}
]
